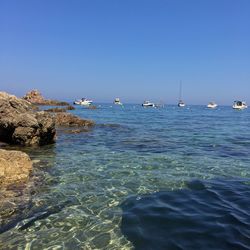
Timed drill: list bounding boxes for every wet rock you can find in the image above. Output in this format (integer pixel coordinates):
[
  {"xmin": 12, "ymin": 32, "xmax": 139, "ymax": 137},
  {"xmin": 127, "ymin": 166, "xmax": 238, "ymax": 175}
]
[
  {"xmin": 0, "ymin": 149, "xmax": 32, "ymax": 187},
  {"xmin": 55, "ymin": 112, "xmax": 94, "ymax": 127},
  {"xmin": 45, "ymin": 107, "xmax": 67, "ymax": 113},
  {"xmin": 66, "ymin": 105, "xmax": 75, "ymax": 110},
  {"xmin": 0, "ymin": 92, "xmax": 56, "ymax": 146},
  {"xmin": 23, "ymin": 89, "xmax": 69, "ymax": 106}
]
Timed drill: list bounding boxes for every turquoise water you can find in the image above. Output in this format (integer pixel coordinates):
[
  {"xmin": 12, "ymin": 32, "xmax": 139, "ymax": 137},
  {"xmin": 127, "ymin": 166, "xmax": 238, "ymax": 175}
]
[{"xmin": 0, "ymin": 105, "xmax": 250, "ymax": 249}]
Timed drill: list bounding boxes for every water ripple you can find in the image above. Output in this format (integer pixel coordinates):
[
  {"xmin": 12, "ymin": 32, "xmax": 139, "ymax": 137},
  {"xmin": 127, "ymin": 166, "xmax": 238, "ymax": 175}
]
[{"xmin": 121, "ymin": 179, "xmax": 250, "ymax": 250}]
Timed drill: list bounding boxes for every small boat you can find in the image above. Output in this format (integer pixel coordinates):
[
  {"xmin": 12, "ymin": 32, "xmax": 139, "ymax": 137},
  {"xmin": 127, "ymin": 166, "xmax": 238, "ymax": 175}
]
[
  {"xmin": 178, "ymin": 100, "xmax": 186, "ymax": 107},
  {"xmin": 232, "ymin": 101, "xmax": 247, "ymax": 110},
  {"xmin": 177, "ymin": 81, "xmax": 186, "ymax": 107},
  {"xmin": 142, "ymin": 101, "xmax": 155, "ymax": 107},
  {"xmin": 207, "ymin": 102, "xmax": 218, "ymax": 109},
  {"xmin": 74, "ymin": 98, "xmax": 93, "ymax": 106},
  {"xmin": 114, "ymin": 98, "xmax": 122, "ymax": 105}
]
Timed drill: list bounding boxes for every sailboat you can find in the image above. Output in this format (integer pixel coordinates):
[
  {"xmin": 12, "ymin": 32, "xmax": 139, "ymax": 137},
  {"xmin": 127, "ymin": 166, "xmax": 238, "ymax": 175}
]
[{"xmin": 178, "ymin": 81, "xmax": 186, "ymax": 107}]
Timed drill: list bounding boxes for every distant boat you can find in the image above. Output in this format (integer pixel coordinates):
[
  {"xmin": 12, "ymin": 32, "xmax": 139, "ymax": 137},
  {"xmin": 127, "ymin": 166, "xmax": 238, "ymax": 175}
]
[
  {"xmin": 142, "ymin": 101, "xmax": 155, "ymax": 107},
  {"xmin": 232, "ymin": 100, "xmax": 247, "ymax": 110},
  {"xmin": 74, "ymin": 98, "xmax": 93, "ymax": 106},
  {"xmin": 178, "ymin": 81, "xmax": 186, "ymax": 107},
  {"xmin": 114, "ymin": 98, "xmax": 122, "ymax": 105},
  {"xmin": 207, "ymin": 102, "xmax": 218, "ymax": 109}
]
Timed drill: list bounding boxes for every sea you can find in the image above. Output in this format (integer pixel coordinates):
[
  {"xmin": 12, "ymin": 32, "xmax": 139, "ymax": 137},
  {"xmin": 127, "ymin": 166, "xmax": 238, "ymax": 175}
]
[{"xmin": 0, "ymin": 104, "xmax": 250, "ymax": 249}]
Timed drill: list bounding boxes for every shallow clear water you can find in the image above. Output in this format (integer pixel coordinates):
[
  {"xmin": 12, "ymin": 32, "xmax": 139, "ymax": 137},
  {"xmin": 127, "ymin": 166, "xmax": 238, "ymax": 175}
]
[{"xmin": 0, "ymin": 105, "xmax": 250, "ymax": 249}]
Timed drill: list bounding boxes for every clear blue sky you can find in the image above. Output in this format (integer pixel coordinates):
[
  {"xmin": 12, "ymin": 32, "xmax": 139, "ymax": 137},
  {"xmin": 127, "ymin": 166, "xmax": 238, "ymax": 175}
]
[{"xmin": 0, "ymin": 0, "xmax": 249, "ymax": 104}]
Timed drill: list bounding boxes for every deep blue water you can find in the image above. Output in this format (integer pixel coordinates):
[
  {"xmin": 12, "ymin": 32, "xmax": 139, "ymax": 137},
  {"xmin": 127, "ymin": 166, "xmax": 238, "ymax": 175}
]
[{"xmin": 0, "ymin": 104, "xmax": 250, "ymax": 249}]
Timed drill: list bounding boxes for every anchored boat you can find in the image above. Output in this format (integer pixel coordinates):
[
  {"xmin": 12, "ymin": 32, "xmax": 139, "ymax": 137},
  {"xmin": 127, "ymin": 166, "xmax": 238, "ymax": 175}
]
[
  {"xmin": 232, "ymin": 101, "xmax": 247, "ymax": 110},
  {"xmin": 142, "ymin": 101, "xmax": 155, "ymax": 107},
  {"xmin": 114, "ymin": 98, "xmax": 122, "ymax": 105},
  {"xmin": 74, "ymin": 98, "xmax": 93, "ymax": 106},
  {"xmin": 207, "ymin": 102, "xmax": 218, "ymax": 109}
]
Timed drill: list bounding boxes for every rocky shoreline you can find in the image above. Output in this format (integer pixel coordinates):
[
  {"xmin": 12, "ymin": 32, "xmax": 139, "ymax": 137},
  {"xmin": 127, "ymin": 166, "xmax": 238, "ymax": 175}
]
[{"xmin": 0, "ymin": 90, "xmax": 95, "ymax": 222}]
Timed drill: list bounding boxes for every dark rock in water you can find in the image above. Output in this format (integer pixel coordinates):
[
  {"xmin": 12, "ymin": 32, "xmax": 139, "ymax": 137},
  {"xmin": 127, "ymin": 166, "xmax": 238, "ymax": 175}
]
[
  {"xmin": 23, "ymin": 89, "xmax": 69, "ymax": 106},
  {"xmin": 55, "ymin": 112, "xmax": 94, "ymax": 127},
  {"xmin": 66, "ymin": 105, "xmax": 75, "ymax": 110},
  {"xmin": 45, "ymin": 107, "xmax": 67, "ymax": 113},
  {"xmin": 121, "ymin": 179, "xmax": 250, "ymax": 250},
  {"xmin": 45, "ymin": 106, "xmax": 75, "ymax": 113},
  {"xmin": 0, "ymin": 92, "xmax": 56, "ymax": 146}
]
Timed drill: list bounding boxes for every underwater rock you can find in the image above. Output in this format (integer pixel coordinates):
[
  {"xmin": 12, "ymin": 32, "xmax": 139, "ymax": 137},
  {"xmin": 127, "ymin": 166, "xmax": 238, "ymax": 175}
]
[{"xmin": 0, "ymin": 149, "xmax": 32, "ymax": 187}]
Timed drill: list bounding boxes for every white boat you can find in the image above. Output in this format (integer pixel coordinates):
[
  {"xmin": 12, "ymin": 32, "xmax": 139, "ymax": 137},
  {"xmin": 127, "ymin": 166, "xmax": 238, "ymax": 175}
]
[
  {"xmin": 178, "ymin": 81, "xmax": 186, "ymax": 107},
  {"xmin": 142, "ymin": 101, "xmax": 155, "ymax": 107},
  {"xmin": 232, "ymin": 101, "xmax": 247, "ymax": 110},
  {"xmin": 114, "ymin": 98, "xmax": 122, "ymax": 105},
  {"xmin": 74, "ymin": 98, "xmax": 93, "ymax": 106},
  {"xmin": 207, "ymin": 102, "xmax": 218, "ymax": 109},
  {"xmin": 178, "ymin": 100, "xmax": 186, "ymax": 107}
]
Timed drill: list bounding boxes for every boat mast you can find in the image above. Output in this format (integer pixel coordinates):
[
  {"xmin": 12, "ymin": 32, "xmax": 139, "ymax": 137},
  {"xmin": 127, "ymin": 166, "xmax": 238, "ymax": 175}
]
[{"xmin": 179, "ymin": 80, "xmax": 182, "ymax": 101}]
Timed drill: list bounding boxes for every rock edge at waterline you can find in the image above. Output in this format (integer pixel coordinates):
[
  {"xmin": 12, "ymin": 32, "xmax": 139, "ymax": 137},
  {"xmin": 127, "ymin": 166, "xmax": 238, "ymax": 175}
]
[{"xmin": 0, "ymin": 92, "xmax": 56, "ymax": 146}]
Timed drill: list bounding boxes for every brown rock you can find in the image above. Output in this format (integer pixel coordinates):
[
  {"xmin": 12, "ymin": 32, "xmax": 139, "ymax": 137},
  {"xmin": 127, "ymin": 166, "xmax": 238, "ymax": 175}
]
[
  {"xmin": 23, "ymin": 89, "xmax": 69, "ymax": 106},
  {"xmin": 23, "ymin": 89, "xmax": 45, "ymax": 104},
  {"xmin": 0, "ymin": 149, "xmax": 32, "ymax": 187},
  {"xmin": 66, "ymin": 105, "xmax": 75, "ymax": 110},
  {"xmin": 55, "ymin": 112, "xmax": 95, "ymax": 127},
  {"xmin": 45, "ymin": 107, "xmax": 67, "ymax": 113},
  {"xmin": 0, "ymin": 92, "xmax": 56, "ymax": 146}
]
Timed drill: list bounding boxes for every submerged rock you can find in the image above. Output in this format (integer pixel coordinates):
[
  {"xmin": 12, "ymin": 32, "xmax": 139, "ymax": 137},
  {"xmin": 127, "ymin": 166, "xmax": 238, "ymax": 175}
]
[
  {"xmin": 23, "ymin": 89, "xmax": 69, "ymax": 106},
  {"xmin": 0, "ymin": 149, "xmax": 32, "ymax": 187},
  {"xmin": 55, "ymin": 112, "xmax": 94, "ymax": 127},
  {"xmin": 0, "ymin": 92, "xmax": 56, "ymax": 146}
]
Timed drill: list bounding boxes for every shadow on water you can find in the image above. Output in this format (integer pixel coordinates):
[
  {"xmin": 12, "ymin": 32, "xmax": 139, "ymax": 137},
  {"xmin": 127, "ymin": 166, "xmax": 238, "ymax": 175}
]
[{"xmin": 121, "ymin": 179, "xmax": 250, "ymax": 250}]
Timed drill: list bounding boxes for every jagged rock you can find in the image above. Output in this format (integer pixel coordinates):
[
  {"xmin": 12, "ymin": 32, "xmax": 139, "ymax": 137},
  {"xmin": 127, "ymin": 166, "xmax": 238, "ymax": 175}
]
[
  {"xmin": 23, "ymin": 89, "xmax": 69, "ymax": 106},
  {"xmin": 23, "ymin": 89, "xmax": 44, "ymax": 104},
  {"xmin": 0, "ymin": 92, "xmax": 33, "ymax": 114},
  {"xmin": 0, "ymin": 149, "xmax": 32, "ymax": 187},
  {"xmin": 55, "ymin": 112, "xmax": 95, "ymax": 127},
  {"xmin": 0, "ymin": 92, "xmax": 56, "ymax": 146}
]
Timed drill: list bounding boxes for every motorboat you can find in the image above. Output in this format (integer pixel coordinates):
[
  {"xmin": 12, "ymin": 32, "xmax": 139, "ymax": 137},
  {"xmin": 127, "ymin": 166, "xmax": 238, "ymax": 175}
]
[
  {"xmin": 74, "ymin": 98, "xmax": 93, "ymax": 106},
  {"xmin": 178, "ymin": 100, "xmax": 186, "ymax": 107},
  {"xmin": 207, "ymin": 102, "xmax": 218, "ymax": 109},
  {"xmin": 232, "ymin": 101, "xmax": 247, "ymax": 110},
  {"xmin": 142, "ymin": 101, "xmax": 155, "ymax": 107},
  {"xmin": 114, "ymin": 98, "xmax": 122, "ymax": 105}
]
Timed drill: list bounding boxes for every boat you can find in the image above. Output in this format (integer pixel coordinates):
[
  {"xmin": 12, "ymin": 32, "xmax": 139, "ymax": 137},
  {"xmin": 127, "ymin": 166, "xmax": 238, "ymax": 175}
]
[
  {"xmin": 142, "ymin": 101, "xmax": 155, "ymax": 107},
  {"xmin": 178, "ymin": 100, "xmax": 186, "ymax": 107},
  {"xmin": 207, "ymin": 102, "xmax": 218, "ymax": 109},
  {"xmin": 114, "ymin": 98, "xmax": 122, "ymax": 105},
  {"xmin": 74, "ymin": 98, "xmax": 93, "ymax": 106},
  {"xmin": 178, "ymin": 81, "xmax": 186, "ymax": 107},
  {"xmin": 232, "ymin": 101, "xmax": 248, "ymax": 110}
]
